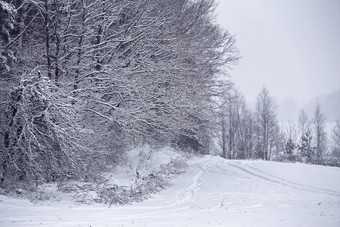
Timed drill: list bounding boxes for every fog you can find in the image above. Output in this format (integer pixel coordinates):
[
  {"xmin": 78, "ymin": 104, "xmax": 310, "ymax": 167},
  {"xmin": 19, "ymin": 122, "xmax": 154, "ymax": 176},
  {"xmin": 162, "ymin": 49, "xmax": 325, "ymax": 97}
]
[{"xmin": 216, "ymin": 0, "xmax": 340, "ymax": 121}]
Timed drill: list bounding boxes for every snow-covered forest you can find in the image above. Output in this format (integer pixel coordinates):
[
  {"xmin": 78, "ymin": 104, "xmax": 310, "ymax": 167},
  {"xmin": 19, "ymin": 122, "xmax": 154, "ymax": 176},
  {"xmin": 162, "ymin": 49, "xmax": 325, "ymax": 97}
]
[
  {"xmin": 0, "ymin": 0, "xmax": 240, "ymax": 187},
  {"xmin": 1, "ymin": 0, "xmax": 340, "ymax": 220}
]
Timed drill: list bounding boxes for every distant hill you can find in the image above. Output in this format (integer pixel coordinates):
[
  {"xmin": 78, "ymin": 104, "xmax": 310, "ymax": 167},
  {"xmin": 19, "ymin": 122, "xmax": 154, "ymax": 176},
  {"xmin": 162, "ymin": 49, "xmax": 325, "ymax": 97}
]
[{"xmin": 278, "ymin": 89, "xmax": 340, "ymax": 123}]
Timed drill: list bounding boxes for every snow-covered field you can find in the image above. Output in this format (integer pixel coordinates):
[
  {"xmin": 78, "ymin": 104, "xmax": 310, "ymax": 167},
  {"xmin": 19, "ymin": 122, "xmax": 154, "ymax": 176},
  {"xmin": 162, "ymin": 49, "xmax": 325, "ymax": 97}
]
[{"xmin": 1, "ymin": 155, "xmax": 340, "ymax": 227}]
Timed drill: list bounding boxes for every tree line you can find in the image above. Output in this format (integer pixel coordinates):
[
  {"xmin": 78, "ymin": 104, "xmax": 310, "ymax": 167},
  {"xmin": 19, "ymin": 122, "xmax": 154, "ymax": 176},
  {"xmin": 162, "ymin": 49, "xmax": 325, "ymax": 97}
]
[{"xmin": 215, "ymin": 86, "xmax": 340, "ymax": 166}]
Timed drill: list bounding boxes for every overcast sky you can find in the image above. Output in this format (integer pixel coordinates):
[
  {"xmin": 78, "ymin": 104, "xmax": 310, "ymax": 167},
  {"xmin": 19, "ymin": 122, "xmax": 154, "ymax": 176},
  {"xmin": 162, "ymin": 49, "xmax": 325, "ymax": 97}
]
[{"xmin": 216, "ymin": 0, "xmax": 340, "ymax": 108}]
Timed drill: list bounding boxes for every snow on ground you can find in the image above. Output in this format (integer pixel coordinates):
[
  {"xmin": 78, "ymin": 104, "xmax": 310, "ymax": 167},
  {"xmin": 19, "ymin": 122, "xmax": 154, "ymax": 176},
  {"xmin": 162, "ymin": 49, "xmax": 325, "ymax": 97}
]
[{"xmin": 1, "ymin": 155, "xmax": 340, "ymax": 227}]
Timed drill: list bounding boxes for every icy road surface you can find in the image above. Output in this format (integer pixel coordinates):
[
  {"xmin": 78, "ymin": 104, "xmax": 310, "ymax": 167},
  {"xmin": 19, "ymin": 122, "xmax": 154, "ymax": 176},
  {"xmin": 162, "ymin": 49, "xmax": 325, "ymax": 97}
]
[{"xmin": 1, "ymin": 155, "xmax": 340, "ymax": 227}]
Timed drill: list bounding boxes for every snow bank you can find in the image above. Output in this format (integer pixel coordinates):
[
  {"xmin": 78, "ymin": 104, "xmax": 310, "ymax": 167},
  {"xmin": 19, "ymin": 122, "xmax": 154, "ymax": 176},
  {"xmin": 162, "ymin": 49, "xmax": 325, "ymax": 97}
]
[{"xmin": 6, "ymin": 145, "xmax": 188, "ymax": 206}]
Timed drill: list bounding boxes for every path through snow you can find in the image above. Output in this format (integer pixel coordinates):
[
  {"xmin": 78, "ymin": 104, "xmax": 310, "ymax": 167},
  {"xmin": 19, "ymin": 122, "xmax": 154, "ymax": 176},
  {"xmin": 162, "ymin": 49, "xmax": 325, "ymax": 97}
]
[{"xmin": 1, "ymin": 155, "xmax": 340, "ymax": 226}]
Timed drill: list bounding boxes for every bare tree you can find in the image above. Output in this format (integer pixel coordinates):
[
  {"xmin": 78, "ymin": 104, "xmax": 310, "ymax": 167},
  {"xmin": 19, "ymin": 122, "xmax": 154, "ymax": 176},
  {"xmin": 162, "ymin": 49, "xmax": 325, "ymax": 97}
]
[
  {"xmin": 312, "ymin": 104, "xmax": 327, "ymax": 164},
  {"xmin": 225, "ymin": 90, "xmax": 248, "ymax": 159},
  {"xmin": 215, "ymin": 85, "xmax": 237, "ymax": 158},
  {"xmin": 216, "ymin": 86, "xmax": 255, "ymax": 159},
  {"xmin": 331, "ymin": 121, "xmax": 340, "ymax": 162},
  {"xmin": 298, "ymin": 109, "xmax": 308, "ymax": 142},
  {"xmin": 254, "ymin": 87, "xmax": 279, "ymax": 160},
  {"xmin": 235, "ymin": 99, "xmax": 254, "ymax": 159}
]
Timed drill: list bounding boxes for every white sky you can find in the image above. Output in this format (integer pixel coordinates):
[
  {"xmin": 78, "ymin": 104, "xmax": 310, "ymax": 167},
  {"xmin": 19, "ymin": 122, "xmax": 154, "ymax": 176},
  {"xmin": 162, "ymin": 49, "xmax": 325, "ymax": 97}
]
[{"xmin": 216, "ymin": 0, "xmax": 340, "ymax": 107}]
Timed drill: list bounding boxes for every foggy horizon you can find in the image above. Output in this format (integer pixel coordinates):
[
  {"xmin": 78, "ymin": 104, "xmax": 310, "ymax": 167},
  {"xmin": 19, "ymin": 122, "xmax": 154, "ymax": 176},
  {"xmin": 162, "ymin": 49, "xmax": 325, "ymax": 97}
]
[{"xmin": 216, "ymin": 0, "xmax": 340, "ymax": 119}]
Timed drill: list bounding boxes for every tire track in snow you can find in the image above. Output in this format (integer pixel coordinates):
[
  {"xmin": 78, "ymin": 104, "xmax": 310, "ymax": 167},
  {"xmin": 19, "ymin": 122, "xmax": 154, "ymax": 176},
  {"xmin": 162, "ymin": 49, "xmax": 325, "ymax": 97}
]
[
  {"xmin": 244, "ymin": 163, "xmax": 340, "ymax": 196},
  {"xmin": 88, "ymin": 160, "xmax": 209, "ymax": 223},
  {"xmin": 119, "ymin": 157, "xmax": 209, "ymax": 213},
  {"xmin": 177, "ymin": 160, "xmax": 207, "ymax": 206},
  {"xmin": 228, "ymin": 162, "xmax": 340, "ymax": 197}
]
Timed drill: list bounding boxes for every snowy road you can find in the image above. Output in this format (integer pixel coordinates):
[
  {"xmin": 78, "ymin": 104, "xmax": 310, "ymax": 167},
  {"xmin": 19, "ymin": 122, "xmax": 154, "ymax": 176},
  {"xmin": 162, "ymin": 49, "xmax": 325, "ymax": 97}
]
[{"xmin": 1, "ymin": 155, "xmax": 340, "ymax": 226}]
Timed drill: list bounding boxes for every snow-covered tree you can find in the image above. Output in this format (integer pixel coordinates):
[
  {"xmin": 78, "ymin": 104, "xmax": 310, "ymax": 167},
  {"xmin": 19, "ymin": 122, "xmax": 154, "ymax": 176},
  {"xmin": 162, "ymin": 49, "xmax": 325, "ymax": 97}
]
[
  {"xmin": 0, "ymin": 1, "xmax": 17, "ymax": 174},
  {"xmin": 1, "ymin": 72, "xmax": 88, "ymax": 186},
  {"xmin": 298, "ymin": 128, "xmax": 314, "ymax": 163},
  {"xmin": 0, "ymin": 0, "xmax": 16, "ymax": 75},
  {"xmin": 0, "ymin": 0, "xmax": 240, "ymax": 189},
  {"xmin": 285, "ymin": 138, "xmax": 296, "ymax": 160},
  {"xmin": 282, "ymin": 121, "xmax": 298, "ymax": 161},
  {"xmin": 73, "ymin": 0, "xmax": 239, "ymax": 152}
]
